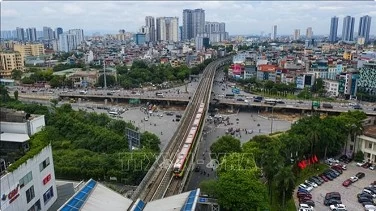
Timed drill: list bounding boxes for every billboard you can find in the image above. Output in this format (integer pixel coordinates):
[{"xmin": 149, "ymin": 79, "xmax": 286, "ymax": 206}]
[
  {"xmin": 126, "ymin": 128, "xmax": 141, "ymax": 150},
  {"xmin": 296, "ymin": 76, "xmax": 304, "ymax": 89}
]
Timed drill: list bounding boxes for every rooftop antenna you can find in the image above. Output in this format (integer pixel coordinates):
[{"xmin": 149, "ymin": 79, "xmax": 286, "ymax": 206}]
[{"xmin": 103, "ymin": 59, "xmax": 107, "ymax": 89}]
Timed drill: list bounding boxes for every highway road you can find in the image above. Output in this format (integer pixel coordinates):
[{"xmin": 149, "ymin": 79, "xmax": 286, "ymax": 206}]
[
  {"xmin": 9, "ymin": 80, "xmax": 199, "ymax": 101},
  {"xmin": 211, "ymin": 71, "xmax": 376, "ymax": 115}
]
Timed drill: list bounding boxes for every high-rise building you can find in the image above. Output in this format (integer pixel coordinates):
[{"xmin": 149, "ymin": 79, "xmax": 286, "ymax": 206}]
[
  {"xmin": 43, "ymin": 27, "xmax": 55, "ymax": 40},
  {"xmin": 179, "ymin": 26, "xmax": 183, "ymax": 41},
  {"xmin": 182, "ymin": 9, "xmax": 205, "ymax": 40},
  {"xmin": 0, "ymin": 52, "xmax": 24, "ymax": 78},
  {"xmin": 358, "ymin": 15, "xmax": 372, "ymax": 44},
  {"xmin": 342, "ymin": 16, "xmax": 355, "ymax": 42},
  {"xmin": 58, "ymin": 32, "xmax": 77, "ymax": 52},
  {"xmin": 1, "ymin": 31, "xmax": 13, "ymax": 39},
  {"xmin": 293, "ymin": 29, "xmax": 301, "ymax": 40},
  {"xmin": 329, "ymin": 16, "xmax": 339, "ymax": 43},
  {"xmin": 26, "ymin": 28, "xmax": 37, "ymax": 42},
  {"xmin": 156, "ymin": 17, "xmax": 179, "ymax": 42},
  {"xmin": 68, "ymin": 29, "xmax": 84, "ymax": 44},
  {"xmin": 204, "ymin": 22, "xmax": 227, "ymax": 42},
  {"xmin": 16, "ymin": 27, "xmax": 25, "ymax": 42},
  {"xmin": 145, "ymin": 16, "xmax": 156, "ymax": 42},
  {"xmin": 55, "ymin": 27, "xmax": 63, "ymax": 40},
  {"xmin": 271, "ymin": 25, "xmax": 277, "ymax": 40},
  {"xmin": 306, "ymin": 27, "xmax": 313, "ymax": 39},
  {"xmin": 134, "ymin": 33, "xmax": 146, "ymax": 45},
  {"xmin": 13, "ymin": 43, "xmax": 44, "ymax": 61}
]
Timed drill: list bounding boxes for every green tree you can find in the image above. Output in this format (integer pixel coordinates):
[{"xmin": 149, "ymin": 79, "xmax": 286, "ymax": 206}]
[
  {"xmin": 275, "ymin": 166, "xmax": 296, "ymax": 208},
  {"xmin": 14, "ymin": 90, "xmax": 19, "ymax": 101},
  {"xmin": 96, "ymin": 75, "xmax": 116, "ymax": 88},
  {"xmin": 215, "ymin": 153, "xmax": 268, "ymax": 211},
  {"xmin": 1, "ymin": 85, "xmax": 10, "ymax": 102},
  {"xmin": 11, "ymin": 69, "xmax": 23, "ymax": 80},
  {"xmin": 140, "ymin": 131, "xmax": 161, "ymax": 152},
  {"xmin": 210, "ymin": 135, "xmax": 241, "ymax": 161}
]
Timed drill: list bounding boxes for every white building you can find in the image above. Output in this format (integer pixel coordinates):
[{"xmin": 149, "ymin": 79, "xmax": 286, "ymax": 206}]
[
  {"xmin": 357, "ymin": 124, "xmax": 376, "ymax": 163},
  {"xmin": 0, "ymin": 145, "xmax": 57, "ymax": 211},
  {"xmin": 323, "ymin": 80, "xmax": 339, "ymax": 97},
  {"xmin": 156, "ymin": 17, "xmax": 179, "ymax": 42},
  {"xmin": 68, "ymin": 29, "xmax": 84, "ymax": 45},
  {"xmin": 58, "ymin": 32, "xmax": 77, "ymax": 52}
]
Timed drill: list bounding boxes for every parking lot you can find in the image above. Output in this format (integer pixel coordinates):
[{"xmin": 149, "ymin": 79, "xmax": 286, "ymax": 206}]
[{"xmin": 296, "ymin": 162, "xmax": 376, "ymax": 211}]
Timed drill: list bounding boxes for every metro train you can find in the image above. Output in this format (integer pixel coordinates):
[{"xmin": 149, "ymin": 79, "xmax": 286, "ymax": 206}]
[{"xmin": 173, "ymin": 103, "xmax": 205, "ymax": 177}]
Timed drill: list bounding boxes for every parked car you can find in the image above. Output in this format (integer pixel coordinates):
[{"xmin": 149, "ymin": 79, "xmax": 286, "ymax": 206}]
[
  {"xmin": 325, "ymin": 192, "xmax": 341, "ymax": 200},
  {"xmin": 299, "ymin": 184, "xmax": 313, "ymax": 192},
  {"xmin": 362, "ymin": 162, "xmax": 372, "ymax": 168},
  {"xmin": 297, "ymin": 192, "xmax": 312, "ymax": 198},
  {"xmin": 309, "ymin": 177, "xmax": 322, "ymax": 185},
  {"xmin": 329, "ymin": 204, "xmax": 346, "ymax": 211},
  {"xmin": 362, "ymin": 189, "xmax": 376, "ymax": 198},
  {"xmin": 301, "ymin": 200, "xmax": 315, "ymax": 207},
  {"xmin": 350, "ymin": 176, "xmax": 359, "ymax": 183},
  {"xmin": 356, "ymin": 172, "xmax": 365, "ymax": 179},
  {"xmin": 305, "ymin": 180, "xmax": 318, "ymax": 188},
  {"xmin": 313, "ymin": 176, "xmax": 325, "ymax": 184},
  {"xmin": 299, "ymin": 204, "xmax": 314, "ymax": 211},
  {"xmin": 327, "ymin": 158, "xmax": 339, "ymax": 163},
  {"xmin": 319, "ymin": 174, "xmax": 329, "ymax": 182},
  {"xmin": 342, "ymin": 179, "xmax": 352, "ymax": 187},
  {"xmin": 358, "ymin": 192, "xmax": 374, "ymax": 199},
  {"xmin": 298, "ymin": 187, "xmax": 310, "ymax": 194},
  {"xmin": 365, "ymin": 205, "xmax": 376, "ymax": 211},
  {"xmin": 324, "ymin": 199, "xmax": 342, "ymax": 206},
  {"xmin": 357, "ymin": 161, "xmax": 367, "ymax": 167},
  {"xmin": 358, "ymin": 196, "xmax": 373, "ymax": 203},
  {"xmin": 370, "ymin": 164, "xmax": 376, "ymax": 170},
  {"xmin": 299, "ymin": 196, "xmax": 313, "ymax": 203}
]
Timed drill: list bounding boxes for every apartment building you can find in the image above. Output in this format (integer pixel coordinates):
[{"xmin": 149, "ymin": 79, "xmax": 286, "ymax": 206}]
[
  {"xmin": 358, "ymin": 124, "xmax": 376, "ymax": 163},
  {"xmin": 1, "ymin": 109, "xmax": 56, "ymax": 211},
  {"xmin": 0, "ymin": 52, "xmax": 24, "ymax": 78},
  {"xmin": 13, "ymin": 43, "xmax": 44, "ymax": 61}
]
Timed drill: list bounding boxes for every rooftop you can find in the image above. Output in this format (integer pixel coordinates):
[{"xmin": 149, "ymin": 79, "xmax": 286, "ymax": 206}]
[
  {"xmin": 0, "ymin": 133, "xmax": 30, "ymax": 143},
  {"xmin": 0, "ymin": 108, "xmax": 40, "ymax": 123},
  {"xmin": 363, "ymin": 125, "xmax": 376, "ymax": 139},
  {"xmin": 59, "ymin": 179, "xmax": 200, "ymax": 211}
]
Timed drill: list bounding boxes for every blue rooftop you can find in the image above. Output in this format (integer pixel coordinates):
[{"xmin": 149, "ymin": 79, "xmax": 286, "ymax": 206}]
[
  {"xmin": 181, "ymin": 189, "xmax": 199, "ymax": 211},
  {"xmin": 59, "ymin": 179, "xmax": 97, "ymax": 211}
]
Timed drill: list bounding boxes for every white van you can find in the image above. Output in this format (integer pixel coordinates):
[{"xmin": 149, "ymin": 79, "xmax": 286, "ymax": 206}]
[{"xmin": 79, "ymin": 90, "xmax": 87, "ymax": 95}]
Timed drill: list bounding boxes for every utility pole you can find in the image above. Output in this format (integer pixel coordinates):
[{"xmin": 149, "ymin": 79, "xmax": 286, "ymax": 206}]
[
  {"xmin": 103, "ymin": 59, "xmax": 107, "ymax": 89},
  {"xmin": 270, "ymin": 106, "xmax": 274, "ymax": 134}
]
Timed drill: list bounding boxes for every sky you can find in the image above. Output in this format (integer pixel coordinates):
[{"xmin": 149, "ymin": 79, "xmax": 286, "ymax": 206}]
[{"xmin": 1, "ymin": 1, "xmax": 376, "ymax": 36}]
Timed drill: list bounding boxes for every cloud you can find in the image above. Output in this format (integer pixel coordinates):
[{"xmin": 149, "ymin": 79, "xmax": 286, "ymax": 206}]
[
  {"xmin": 62, "ymin": 4, "xmax": 84, "ymax": 15},
  {"xmin": 42, "ymin": 6, "xmax": 56, "ymax": 14},
  {"xmin": 1, "ymin": 9, "xmax": 19, "ymax": 17},
  {"xmin": 1, "ymin": 1, "xmax": 375, "ymax": 36}
]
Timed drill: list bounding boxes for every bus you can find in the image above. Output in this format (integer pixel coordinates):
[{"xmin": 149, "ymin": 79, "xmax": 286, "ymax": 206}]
[
  {"xmin": 264, "ymin": 98, "xmax": 277, "ymax": 105},
  {"xmin": 156, "ymin": 92, "xmax": 164, "ymax": 98},
  {"xmin": 225, "ymin": 93, "xmax": 235, "ymax": 99},
  {"xmin": 232, "ymin": 87, "xmax": 240, "ymax": 94}
]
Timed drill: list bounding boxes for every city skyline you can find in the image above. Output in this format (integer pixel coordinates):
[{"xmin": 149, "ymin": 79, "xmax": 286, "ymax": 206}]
[{"xmin": 2, "ymin": 1, "xmax": 376, "ymax": 36}]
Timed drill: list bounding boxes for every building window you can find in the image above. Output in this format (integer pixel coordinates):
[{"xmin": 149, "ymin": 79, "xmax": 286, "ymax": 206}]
[
  {"xmin": 43, "ymin": 186, "xmax": 54, "ymax": 205},
  {"xmin": 366, "ymin": 153, "xmax": 371, "ymax": 158},
  {"xmin": 28, "ymin": 199, "xmax": 41, "ymax": 211},
  {"xmin": 369, "ymin": 142, "xmax": 373, "ymax": 149},
  {"xmin": 350, "ymin": 145, "xmax": 354, "ymax": 151},
  {"xmin": 19, "ymin": 171, "xmax": 33, "ymax": 188},
  {"xmin": 39, "ymin": 157, "xmax": 50, "ymax": 172},
  {"xmin": 26, "ymin": 186, "xmax": 35, "ymax": 203}
]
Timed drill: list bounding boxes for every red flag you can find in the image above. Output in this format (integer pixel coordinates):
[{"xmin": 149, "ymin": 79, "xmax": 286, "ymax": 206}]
[
  {"xmin": 298, "ymin": 161, "xmax": 303, "ymax": 169},
  {"xmin": 311, "ymin": 156, "xmax": 315, "ymax": 164},
  {"xmin": 307, "ymin": 159, "xmax": 311, "ymax": 165},
  {"xmin": 314, "ymin": 155, "xmax": 318, "ymax": 163},
  {"xmin": 302, "ymin": 160, "xmax": 307, "ymax": 169}
]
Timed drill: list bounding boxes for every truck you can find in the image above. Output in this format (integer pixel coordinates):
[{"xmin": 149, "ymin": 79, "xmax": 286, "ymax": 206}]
[{"xmin": 322, "ymin": 103, "xmax": 333, "ymax": 109}]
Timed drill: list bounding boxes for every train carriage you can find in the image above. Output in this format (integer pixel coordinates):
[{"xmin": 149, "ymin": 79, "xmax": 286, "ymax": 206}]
[
  {"xmin": 173, "ymin": 144, "xmax": 191, "ymax": 177},
  {"xmin": 173, "ymin": 102, "xmax": 206, "ymax": 177}
]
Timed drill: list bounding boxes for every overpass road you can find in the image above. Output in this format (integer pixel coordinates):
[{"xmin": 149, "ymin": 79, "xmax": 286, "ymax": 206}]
[{"xmin": 131, "ymin": 57, "xmax": 232, "ymax": 204}]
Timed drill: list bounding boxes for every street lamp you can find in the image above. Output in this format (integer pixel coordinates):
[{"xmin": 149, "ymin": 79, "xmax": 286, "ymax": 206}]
[{"xmin": 270, "ymin": 105, "xmax": 275, "ymax": 134}]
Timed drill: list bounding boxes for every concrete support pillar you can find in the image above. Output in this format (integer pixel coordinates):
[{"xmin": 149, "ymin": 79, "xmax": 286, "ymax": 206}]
[
  {"xmin": 104, "ymin": 99, "xmax": 108, "ymax": 105},
  {"xmin": 265, "ymin": 107, "xmax": 268, "ymax": 112},
  {"xmin": 167, "ymin": 101, "xmax": 170, "ymax": 106},
  {"xmin": 78, "ymin": 98, "xmax": 81, "ymax": 104},
  {"xmin": 301, "ymin": 109, "xmax": 305, "ymax": 115}
]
